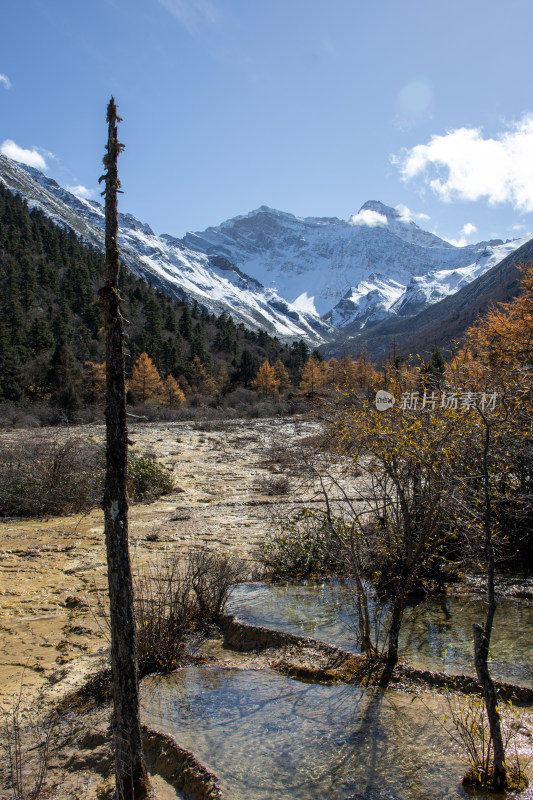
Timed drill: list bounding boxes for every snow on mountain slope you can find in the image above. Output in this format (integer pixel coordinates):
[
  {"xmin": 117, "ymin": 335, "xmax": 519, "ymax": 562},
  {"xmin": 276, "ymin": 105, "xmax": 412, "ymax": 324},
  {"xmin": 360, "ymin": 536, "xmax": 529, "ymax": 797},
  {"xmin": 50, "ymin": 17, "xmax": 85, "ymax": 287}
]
[
  {"xmin": 325, "ymin": 274, "xmax": 406, "ymax": 329},
  {"xmin": 183, "ymin": 201, "xmax": 526, "ymax": 328},
  {"xmin": 392, "ymin": 238, "xmax": 531, "ymax": 317},
  {"xmin": 325, "ymin": 236, "xmax": 531, "ymax": 330},
  {"xmin": 2, "ymin": 154, "xmax": 529, "ymax": 340},
  {"xmin": 0, "ymin": 156, "xmax": 333, "ymax": 344}
]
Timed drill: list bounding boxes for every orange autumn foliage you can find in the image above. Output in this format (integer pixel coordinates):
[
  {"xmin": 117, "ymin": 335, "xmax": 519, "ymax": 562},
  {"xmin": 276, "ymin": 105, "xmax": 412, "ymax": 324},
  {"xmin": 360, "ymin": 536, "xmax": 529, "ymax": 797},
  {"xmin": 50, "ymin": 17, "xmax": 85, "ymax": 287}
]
[
  {"xmin": 252, "ymin": 360, "xmax": 280, "ymax": 397},
  {"xmin": 82, "ymin": 361, "xmax": 106, "ymax": 403},
  {"xmin": 161, "ymin": 375, "xmax": 186, "ymax": 407},
  {"xmin": 129, "ymin": 352, "xmax": 163, "ymax": 402},
  {"xmin": 465, "ymin": 264, "xmax": 533, "ymax": 369}
]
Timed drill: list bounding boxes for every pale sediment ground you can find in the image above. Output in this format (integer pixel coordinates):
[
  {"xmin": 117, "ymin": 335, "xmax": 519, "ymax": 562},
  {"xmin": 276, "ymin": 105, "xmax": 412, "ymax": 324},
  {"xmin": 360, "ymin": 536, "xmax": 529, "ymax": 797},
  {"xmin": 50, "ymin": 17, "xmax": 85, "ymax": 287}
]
[
  {"xmin": 0, "ymin": 416, "xmax": 319, "ymax": 798},
  {"xmin": 0, "ymin": 416, "xmax": 316, "ymax": 709}
]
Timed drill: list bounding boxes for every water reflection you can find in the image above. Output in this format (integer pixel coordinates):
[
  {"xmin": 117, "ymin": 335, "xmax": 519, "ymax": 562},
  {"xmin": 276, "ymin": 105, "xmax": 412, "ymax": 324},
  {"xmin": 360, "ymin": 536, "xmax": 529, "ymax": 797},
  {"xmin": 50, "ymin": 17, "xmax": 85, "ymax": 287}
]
[
  {"xmin": 142, "ymin": 667, "xmax": 471, "ymax": 800},
  {"xmin": 228, "ymin": 582, "xmax": 533, "ymax": 685}
]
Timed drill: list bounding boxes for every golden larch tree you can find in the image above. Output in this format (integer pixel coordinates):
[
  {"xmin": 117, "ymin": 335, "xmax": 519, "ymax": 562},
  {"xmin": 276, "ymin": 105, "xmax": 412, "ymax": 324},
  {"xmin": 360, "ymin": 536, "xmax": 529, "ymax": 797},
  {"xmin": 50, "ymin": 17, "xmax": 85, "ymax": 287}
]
[
  {"xmin": 252, "ymin": 360, "xmax": 280, "ymax": 397},
  {"xmin": 81, "ymin": 361, "xmax": 106, "ymax": 403},
  {"xmin": 352, "ymin": 351, "xmax": 377, "ymax": 390},
  {"xmin": 273, "ymin": 358, "xmax": 291, "ymax": 393},
  {"xmin": 217, "ymin": 364, "xmax": 231, "ymax": 395},
  {"xmin": 299, "ymin": 357, "xmax": 329, "ymax": 398},
  {"xmin": 203, "ymin": 375, "xmax": 219, "ymax": 396},
  {"xmin": 129, "ymin": 352, "xmax": 163, "ymax": 402},
  {"xmin": 178, "ymin": 374, "xmax": 192, "ymax": 396},
  {"xmin": 328, "ymin": 354, "xmax": 356, "ymax": 388},
  {"xmin": 161, "ymin": 374, "xmax": 186, "ymax": 407},
  {"xmin": 189, "ymin": 355, "xmax": 209, "ymax": 394},
  {"xmin": 465, "ymin": 264, "xmax": 533, "ymax": 368}
]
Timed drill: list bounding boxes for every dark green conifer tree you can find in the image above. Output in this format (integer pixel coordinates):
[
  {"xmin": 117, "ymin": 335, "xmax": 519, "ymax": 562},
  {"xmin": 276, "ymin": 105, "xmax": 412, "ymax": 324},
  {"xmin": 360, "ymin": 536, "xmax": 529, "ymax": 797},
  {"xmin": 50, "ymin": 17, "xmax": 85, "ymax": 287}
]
[{"xmin": 179, "ymin": 302, "xmax": 193, "ymax": 339}]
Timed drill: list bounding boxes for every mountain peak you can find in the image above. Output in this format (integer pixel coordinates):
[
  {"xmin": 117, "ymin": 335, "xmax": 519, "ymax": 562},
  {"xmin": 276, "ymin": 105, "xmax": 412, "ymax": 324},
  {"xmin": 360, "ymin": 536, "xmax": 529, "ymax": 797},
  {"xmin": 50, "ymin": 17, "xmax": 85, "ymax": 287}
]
[
  {"xmin": 3, "ymin": 150, "xmax": 525, "ymax": 347},
  {"xmin": 353, "ymin": 200, "xmax": 412, "ymax": 227},
  {"xmin": 347, "ymin": 200, "xmax": 459, "ymax": 251},
  {"xmin": 347, "ymin": 201, "xmax": 403, "ymax": 230},
  {"xmin": 358, "ymin": 200, "xmax": 397, "ymax": 217}
]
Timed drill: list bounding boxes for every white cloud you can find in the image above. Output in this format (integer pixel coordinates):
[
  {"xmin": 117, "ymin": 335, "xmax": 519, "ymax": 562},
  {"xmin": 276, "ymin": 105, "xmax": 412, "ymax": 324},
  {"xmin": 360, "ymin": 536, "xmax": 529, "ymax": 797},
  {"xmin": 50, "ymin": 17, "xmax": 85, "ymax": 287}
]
[
  {"xmin": 158, "ymin": 0, "xmax": 221, "ymax": 36},
  {"xmin": 461, "ymin": 222, "xmax": 477, "ymax": 237},
  {"xmin": 0, "ymin": 74, "xmax": 11, "ymax": 89},
  {"xmin": 394, "ymin": 115, "xmax": 533, "ymax": 212},
  {"xmin": 395, "ymin": 203, "xmax": 430, "ymax": 224},
  {"xmin": 445, "ymin": 222, "xmax": 478, "ymax": 248},
  {"xmin": 447, "ymin": 236, "xmax": 468, "ymax": 247},
  {"xmin": 348, "ymin": 209, "xmax": 388, "ymax": 227},
  {"xmin": 67, "ymin": 184, "xmax": 95, "ymax": 200},
  {"xmin": 0, "ymin": 139, "xmax": 47, "ymax": 169},
  {"xmin": 512, "ymin": 223, "xmax": 525, "ymax": 231}
]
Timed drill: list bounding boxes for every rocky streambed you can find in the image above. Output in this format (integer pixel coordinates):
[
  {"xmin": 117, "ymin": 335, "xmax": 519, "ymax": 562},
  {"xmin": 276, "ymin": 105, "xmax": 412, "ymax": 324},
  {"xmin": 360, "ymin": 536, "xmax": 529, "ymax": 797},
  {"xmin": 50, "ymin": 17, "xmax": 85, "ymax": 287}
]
[{"xmin": 0, "ymin": 416, "xmax": 532, "ymax": 800}]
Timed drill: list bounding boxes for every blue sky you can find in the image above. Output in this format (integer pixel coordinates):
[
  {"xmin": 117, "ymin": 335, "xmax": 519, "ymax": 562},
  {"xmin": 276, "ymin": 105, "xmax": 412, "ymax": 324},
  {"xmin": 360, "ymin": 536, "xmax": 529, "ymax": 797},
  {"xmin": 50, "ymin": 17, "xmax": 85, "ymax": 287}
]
[{"xmin": 3, "ymin": 0, "xmax": 533, "ymax": 245}]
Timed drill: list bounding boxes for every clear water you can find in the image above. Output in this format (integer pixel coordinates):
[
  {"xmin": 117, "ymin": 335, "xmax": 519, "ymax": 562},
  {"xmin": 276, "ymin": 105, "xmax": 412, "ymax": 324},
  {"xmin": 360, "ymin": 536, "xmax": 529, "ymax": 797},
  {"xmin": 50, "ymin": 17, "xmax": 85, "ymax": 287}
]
[
  {"xmin": 142, "ymin": 667, "xmax": 476, "ymax": 800},
  {"xmin": 228, "ymin": 582, "xmax": 533, "ymax": 686}
]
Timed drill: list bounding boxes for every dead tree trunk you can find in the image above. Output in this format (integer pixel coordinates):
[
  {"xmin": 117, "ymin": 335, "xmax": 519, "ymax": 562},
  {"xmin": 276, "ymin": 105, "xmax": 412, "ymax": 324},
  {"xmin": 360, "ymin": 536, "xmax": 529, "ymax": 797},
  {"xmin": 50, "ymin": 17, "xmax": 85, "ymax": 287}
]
[
  {"xmin": 99, "ymin": 97, "xmax": 150, "ymax": 800},
  {"xmin": 385, "ymin": 583, "xmax": 406, "ymax": 668}
]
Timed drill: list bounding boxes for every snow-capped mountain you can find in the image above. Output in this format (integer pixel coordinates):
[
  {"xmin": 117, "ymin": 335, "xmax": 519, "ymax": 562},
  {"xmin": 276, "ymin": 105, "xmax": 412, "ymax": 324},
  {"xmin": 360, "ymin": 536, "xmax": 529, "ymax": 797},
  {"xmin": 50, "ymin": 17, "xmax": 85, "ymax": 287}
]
[
  {"xmin": 390, "ymin": 239, "xmax": 528, "ymax": 317},
  {"xmin": 1, "ymin": 153, "xmax": 529, "ymax": 346},
  {"xmin": 325, "ymin": 237, "xmax": 529, "ymax": 329},
  {"xmin": 0, "ymin": 155, "xmax": 333, "ymax": 344},
  {"xmin": 320, "ymin": 234, "xmax": 533, "ymax": 362},
  {"xmin": 325, "ymin": 274, "xmax": 406, "ymax": 329},
  {"xmin": 183, "ymin": 201, "xmax": 528, "ymax": 329}
]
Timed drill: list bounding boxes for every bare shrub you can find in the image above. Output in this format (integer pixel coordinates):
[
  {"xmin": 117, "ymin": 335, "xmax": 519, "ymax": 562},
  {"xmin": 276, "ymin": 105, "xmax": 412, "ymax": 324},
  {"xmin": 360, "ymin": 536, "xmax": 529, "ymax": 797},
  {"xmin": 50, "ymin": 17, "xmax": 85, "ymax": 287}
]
[
  {"xmin": 130, "ymin": 402, "xmax": 222, "ymax": 423},
  {"xmin": 71, "ymin": 404, "xmax": 105, "ymax": 425},
  {"xmin": 261, "ymin": 443, "xmax": 294, "ymax": 471},
  {"xmin": 261, "ymin": 433, "xmax": 321, "ymax": 479},
  {"xmin": 443, "ymin": 689, "xmax": 529, "ymax": 792},
  {"xmin": 255, "ymin": 475, "xmax": 291, "ymax": 496},
  {"xmin": 248, "ymin": 400, "xmax": 289, "ymax": 418},
  {"xmin": 192, "ymin": 419, "xmax": 232, "ymax": 433},
  {"xmin": 133, "ymin": 549, "xmax": 246, "ymax": 675},
  {"xmin": 0, "ymin": 435, "xmax": 103, "ymax": 517},
  {"xmin": 223, "ymin": 387, "xmax": 256, "ymax": 413},
  {"xmin": 0, "ymin": 686, "xmax": 58, "ymax": 800},
  {"xmin": 0, "ymin": 404, "xmax": 20, "ymax": 429},
  {"xmin": 0, "ymin": 403, "xmax": 59, "ymax": 429},
  {"xmin": 0, "ymin": 437, "xmax": 174, "ymax": 516},
  {"xmin": 134, "ymin": 556, "xmax": 199, "ymax": 676},
  {"xmin": 188, "ymin": 548, "xmax": 248, "ymax": 618}
]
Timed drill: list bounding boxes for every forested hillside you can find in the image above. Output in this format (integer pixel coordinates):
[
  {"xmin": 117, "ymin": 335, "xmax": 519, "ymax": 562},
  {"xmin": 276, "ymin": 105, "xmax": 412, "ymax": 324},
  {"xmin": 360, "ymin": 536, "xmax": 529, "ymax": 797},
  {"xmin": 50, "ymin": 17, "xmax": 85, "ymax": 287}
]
[{"xmin": 0, "ymin": 183, "xmax": 310, "ymax": 417}]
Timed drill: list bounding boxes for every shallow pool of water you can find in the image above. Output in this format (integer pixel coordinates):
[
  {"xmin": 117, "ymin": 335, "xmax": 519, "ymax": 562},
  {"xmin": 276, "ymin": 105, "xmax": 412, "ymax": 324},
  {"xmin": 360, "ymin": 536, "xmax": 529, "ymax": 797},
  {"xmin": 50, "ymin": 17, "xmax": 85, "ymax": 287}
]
[
  {"xmin": 142, "ymin": 667, "xmax": 476, "ymax": 800},
  {"xmin": 228, "ymin": 582, "xmax": 533, "ymax": 685}
]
